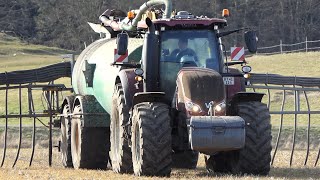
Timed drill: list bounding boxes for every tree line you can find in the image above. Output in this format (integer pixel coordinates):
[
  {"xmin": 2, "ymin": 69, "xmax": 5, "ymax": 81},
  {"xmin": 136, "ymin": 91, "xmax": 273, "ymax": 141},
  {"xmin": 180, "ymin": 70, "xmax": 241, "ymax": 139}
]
[{"xmin": 1, "ymin": 0, "xmax": 319, "ymax": 51}]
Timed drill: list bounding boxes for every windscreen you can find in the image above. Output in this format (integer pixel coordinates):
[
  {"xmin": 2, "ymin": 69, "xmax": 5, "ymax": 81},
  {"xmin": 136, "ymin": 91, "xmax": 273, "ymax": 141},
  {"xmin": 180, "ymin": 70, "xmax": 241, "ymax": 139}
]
[{"xmin": 160, "ymin": 30, "xmax": 220, "ymax": 72}]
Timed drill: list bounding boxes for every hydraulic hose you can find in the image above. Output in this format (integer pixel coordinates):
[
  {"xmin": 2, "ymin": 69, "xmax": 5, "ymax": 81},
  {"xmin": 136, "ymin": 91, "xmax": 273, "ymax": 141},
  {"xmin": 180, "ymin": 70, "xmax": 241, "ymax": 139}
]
[{"xmin": 99, "ymin": 0, "xmax": 172, "ymax": 32}]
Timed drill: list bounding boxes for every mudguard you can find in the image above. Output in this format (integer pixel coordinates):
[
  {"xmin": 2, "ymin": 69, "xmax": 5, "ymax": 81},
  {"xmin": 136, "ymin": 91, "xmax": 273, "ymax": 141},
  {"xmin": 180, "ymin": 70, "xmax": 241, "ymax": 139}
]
[
  {"xmin": 117, "ymin": 69, "xmax": 143, "ymax": 108},
  {"xmin": 230, "ymin": 92, "xmax": 264, "ymax": 104},
  {"xmin": 132, "ymin": 92, "xmax": 167, "ymax": 107},
  {"xmin": 73, "ymin": 95, "xmax": 109, "ymax": 127},
  {"xmin": 228, "ymin": 92, "xmax": 265, "ymax": 115}
]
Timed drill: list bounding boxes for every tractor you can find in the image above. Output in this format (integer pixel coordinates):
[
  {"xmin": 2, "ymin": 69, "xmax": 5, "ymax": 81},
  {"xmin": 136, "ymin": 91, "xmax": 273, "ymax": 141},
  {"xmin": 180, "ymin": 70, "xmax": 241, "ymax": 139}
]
[{"xmin": 59, "ymin": 0, "xmax": 272, "ymax": 177}]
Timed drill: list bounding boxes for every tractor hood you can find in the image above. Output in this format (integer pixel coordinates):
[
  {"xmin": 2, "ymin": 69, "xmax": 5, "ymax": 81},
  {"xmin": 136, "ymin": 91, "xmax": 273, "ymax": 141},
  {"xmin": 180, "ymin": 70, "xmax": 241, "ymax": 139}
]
[{"xmin": 176, "ymin": 67, "xmax": 225, "ymax": 114}]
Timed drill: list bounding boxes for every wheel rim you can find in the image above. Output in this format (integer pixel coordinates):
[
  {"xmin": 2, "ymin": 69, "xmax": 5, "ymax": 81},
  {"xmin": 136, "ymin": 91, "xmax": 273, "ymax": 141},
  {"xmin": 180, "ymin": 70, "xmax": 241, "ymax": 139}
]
[{"xmin": 135, "ymin": 121, "xmax": 141, "ymax": 163}]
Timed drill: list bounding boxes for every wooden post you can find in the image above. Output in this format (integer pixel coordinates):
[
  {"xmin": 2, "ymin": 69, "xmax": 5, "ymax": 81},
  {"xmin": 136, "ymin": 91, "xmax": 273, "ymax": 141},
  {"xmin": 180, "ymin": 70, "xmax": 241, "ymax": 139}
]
[
  {"xmin": 306, "ymin": 37, "xmax": 308, "ymax": 52},
  {"xmin": 280, "ymin": 40, "xmax": 283, "ymax": 54}
]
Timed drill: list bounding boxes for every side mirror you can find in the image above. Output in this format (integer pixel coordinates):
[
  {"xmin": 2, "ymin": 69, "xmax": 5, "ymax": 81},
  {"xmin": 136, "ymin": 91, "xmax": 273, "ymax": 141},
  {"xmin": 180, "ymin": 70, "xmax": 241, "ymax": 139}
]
[
  {"xmin": 244, "ymin": 31, "xmax": 258, "ymax": 53},
  {"xmin": 117, "ymin": 33, "xmax": 128, "ymax": 55}
]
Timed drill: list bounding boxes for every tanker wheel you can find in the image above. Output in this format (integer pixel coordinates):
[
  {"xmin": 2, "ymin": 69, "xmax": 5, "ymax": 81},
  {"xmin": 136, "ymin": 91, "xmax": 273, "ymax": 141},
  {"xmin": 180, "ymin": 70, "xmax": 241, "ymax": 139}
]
[
  {"xmin": 131, "ymin": 102, "xmax": 172, "ymax": 177},
  {"xmin": 172, "ymin": 150, "xmax": 199, "ymax": 169},
  {"xmin": 205, "ymin": 101, "xmax": 272, "ymax": 175},
  {"xmin": 110, "ymin": 84, "xmax": 133, "ymax": 173},
  {"xmin": 71, "ymin": 104, "xmax": 110, "ymax": 169},
  {"xmin": 60, "ymin": 96, "xmax": 74, "ymax": 168}
]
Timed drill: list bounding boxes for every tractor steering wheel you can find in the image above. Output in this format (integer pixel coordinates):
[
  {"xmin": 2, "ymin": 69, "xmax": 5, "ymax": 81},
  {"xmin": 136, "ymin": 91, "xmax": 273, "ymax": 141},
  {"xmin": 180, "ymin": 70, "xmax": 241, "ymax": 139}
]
[{"xmin": 176, "ymin": 49, "xmax": 194, "ymax": 61}]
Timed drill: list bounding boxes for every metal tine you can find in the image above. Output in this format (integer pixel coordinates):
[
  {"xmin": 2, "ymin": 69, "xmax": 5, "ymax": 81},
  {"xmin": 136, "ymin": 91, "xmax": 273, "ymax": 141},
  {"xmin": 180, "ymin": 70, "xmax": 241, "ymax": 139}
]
[
  {"xmin": 302, "ymin": 87, "xmax": 311, "ymax": 166},
  {"xmin": 265, "ymin": 83, "xmax": 271, "ymax": 109},
  {"xmin": 45, "ymin": 90, "xmax": 53, "ymax": 167},
  {"xmin": 12, "ymin": 85, "xmax": 22, "ymax": 168},
  {"xmin": 1, "ymin": 85, "xmax": 9, "ymax": 167},
  {"xmin": 29, "ymin": 85, "xmax": 36, "ymax": 167},
  {"xmin": 290, "ymin": 79, "xmax": 298, "ymax": 166},
  {"xmin": 271, "ymin": 85, "xmax": 286, "ymax": 165},
  {"xmin": 315, "ymin": 87, "xmax": 320, "ymax": 167}
]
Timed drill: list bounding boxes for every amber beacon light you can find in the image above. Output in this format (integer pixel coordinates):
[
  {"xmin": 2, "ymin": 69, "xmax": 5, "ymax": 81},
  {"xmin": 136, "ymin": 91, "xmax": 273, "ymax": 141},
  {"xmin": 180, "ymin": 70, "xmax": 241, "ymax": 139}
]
[{"xmin": 222, "ymin": 9, "xmax": 230, "ymax": 18}]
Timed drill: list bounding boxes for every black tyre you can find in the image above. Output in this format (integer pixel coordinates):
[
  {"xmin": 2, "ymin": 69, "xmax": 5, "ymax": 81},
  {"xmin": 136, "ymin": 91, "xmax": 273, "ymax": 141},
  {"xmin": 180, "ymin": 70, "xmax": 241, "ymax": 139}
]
[
  {"xmin": 131, "ymin": 102, "xmax": 172, "ymax": 177},
  {"xmin": 60, "ymin": 96, "xmax": 74, "ymax": 168},
  {"xmin": 172, "ymin": 112, "xmax": 198, "ymax": 169},
  {"xmin": 205, "ymin": 101, "xmax": 272, "ymax": 175},
  {"xmin": 71, "ymin": 104, "xmax": 110, "ymax": 169},
  {"xmin": 172, "ymin": 150, "xmax": 199, "ymax": 169},
  {"xmin": 110, "ymin": 84, "xmax": 132, "ymax": 173}
]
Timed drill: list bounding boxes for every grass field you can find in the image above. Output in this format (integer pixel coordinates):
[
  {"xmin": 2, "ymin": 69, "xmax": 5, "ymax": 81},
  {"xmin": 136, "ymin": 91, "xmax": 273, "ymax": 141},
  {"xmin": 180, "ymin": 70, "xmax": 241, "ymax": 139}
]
[
  {"xmin": 0, "ymin": 34, "xmax": 320, "ymax": 179},
  {"xmin": 0, "ymin": 149, "xmax": 320, "ymax": 180}
]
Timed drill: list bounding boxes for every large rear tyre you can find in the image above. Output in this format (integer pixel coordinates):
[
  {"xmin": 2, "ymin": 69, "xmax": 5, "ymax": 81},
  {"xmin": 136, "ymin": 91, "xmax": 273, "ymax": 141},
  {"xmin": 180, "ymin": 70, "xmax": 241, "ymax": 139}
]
[
  {"xmin": 71, "ymin": 104, "xmax": 110, "ymax": 169},
  {"xmin": 131, "ymin": 102, "xmax": 172, "ymax": 177},
  {"xmin": 205, "ymin": 101, "xmax": 272, "ymax": 175},
  {"xmin": 110, "ymin": 84, "xmax": 133, "ymax": 173},
  {"xmin": 172, "ymin": 150, "xmax": 199, "ymax": 169},
  {"xmin": 60, "ymin": 96, "xmax": 74, "ymax": 168}
]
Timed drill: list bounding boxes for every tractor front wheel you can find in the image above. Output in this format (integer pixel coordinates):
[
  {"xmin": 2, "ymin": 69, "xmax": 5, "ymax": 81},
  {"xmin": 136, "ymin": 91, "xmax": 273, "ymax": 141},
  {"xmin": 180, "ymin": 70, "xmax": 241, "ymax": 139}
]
[
  {"xmin": 205, "ymin": 101, "xmax": 272, "ymax": 175},
  {"xmin": 131, "ymin": 102, "xmax": 172, "ymax": 177}
]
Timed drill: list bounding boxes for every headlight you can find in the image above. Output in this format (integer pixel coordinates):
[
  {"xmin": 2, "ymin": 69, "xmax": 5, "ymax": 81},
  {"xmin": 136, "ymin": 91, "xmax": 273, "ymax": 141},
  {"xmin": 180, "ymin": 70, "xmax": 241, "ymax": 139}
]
[
  {"xmin": 243, "ymin": 73, "xmax": 251, "ymax": 79},
  {"xmin": 185, "ymin": 102, "xmax": 202, "ymax": 113},
  {"xmin": 214, "ymin": 101, "xmax": 226, "ymax": 112}
]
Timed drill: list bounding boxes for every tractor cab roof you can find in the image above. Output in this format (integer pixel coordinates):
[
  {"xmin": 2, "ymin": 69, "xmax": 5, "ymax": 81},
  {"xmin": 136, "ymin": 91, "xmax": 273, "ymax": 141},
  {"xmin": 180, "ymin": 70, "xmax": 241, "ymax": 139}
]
[
  {"xmin": 153, "ymin": 18, "xmax": 227, "ymax": 30},
  {"xmin": 153, "ymin": 11, "xmax": 227, "ymax": 30}
]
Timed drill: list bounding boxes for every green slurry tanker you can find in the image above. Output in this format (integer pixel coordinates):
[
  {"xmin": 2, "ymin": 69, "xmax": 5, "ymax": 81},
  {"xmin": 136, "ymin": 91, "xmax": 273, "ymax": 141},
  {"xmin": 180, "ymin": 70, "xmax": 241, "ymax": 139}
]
[{"xmin": 59, "ymin": 0, "xmax": 272, "ymax": 177}]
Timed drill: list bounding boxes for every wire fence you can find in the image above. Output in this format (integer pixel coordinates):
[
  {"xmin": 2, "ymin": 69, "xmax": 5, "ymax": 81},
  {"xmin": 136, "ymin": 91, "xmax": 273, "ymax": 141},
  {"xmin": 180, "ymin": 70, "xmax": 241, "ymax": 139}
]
[{"xmin": 227, "ymin": 37, "xmax": 320, "ymax": 56}]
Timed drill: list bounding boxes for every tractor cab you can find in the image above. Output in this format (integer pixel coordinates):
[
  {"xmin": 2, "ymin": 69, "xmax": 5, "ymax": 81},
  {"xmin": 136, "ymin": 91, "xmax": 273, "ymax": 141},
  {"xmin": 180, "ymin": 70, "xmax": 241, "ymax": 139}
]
[
  {"xmin": 147, "ymin": 12, "xmax": 229, "ymax": 103},
  {"xmin": 155, "ymin": 13, "xmax": 227, "ymax": 73}
]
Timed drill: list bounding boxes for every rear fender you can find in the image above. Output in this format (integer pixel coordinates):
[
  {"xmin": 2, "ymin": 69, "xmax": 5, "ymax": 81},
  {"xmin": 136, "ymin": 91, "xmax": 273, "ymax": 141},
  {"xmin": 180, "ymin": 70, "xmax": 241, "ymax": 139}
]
[{"xmin": 117, "ymin": 69, "xmax": 143, "ymax": 108}]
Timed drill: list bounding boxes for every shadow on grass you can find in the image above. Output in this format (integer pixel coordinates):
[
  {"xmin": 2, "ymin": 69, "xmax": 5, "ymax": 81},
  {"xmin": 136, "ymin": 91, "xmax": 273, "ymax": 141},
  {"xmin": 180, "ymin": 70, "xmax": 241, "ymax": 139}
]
[{"xmin": 269, "ymin": 167, "xmax": 320, "ymax": 179}]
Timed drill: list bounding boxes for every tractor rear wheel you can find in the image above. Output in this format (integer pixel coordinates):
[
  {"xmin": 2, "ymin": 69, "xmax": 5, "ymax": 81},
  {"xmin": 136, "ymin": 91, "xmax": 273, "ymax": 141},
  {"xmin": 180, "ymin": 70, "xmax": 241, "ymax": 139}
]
[
  {"xmin": 110, "ymin": 84, "xmax": 132, "ymax": 173},
  {"xmin": 172, "ymin": 150, "xmax": 199, "ymax": 169},
  {"xmin": 131, "ymin": 102, "xmax": 172, "ymax": 177},
  {"xmin": 71, "ymin": 104, "xmax": 110, "ymax": 169},
  {"xmin": 205, "ymin": 101, "xmax": 272, "ymax": 175}
]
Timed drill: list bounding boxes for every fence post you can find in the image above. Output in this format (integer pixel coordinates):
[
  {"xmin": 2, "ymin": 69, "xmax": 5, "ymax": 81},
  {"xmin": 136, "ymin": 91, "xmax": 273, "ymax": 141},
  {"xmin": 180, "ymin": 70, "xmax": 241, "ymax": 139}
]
[
  {"xmin": 306, "ymin": 36, "xmax": 308, "ymax": 52},
  {"xmin": 280, "ymin": 40, "xmax": 283, "ymax": 54}
]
